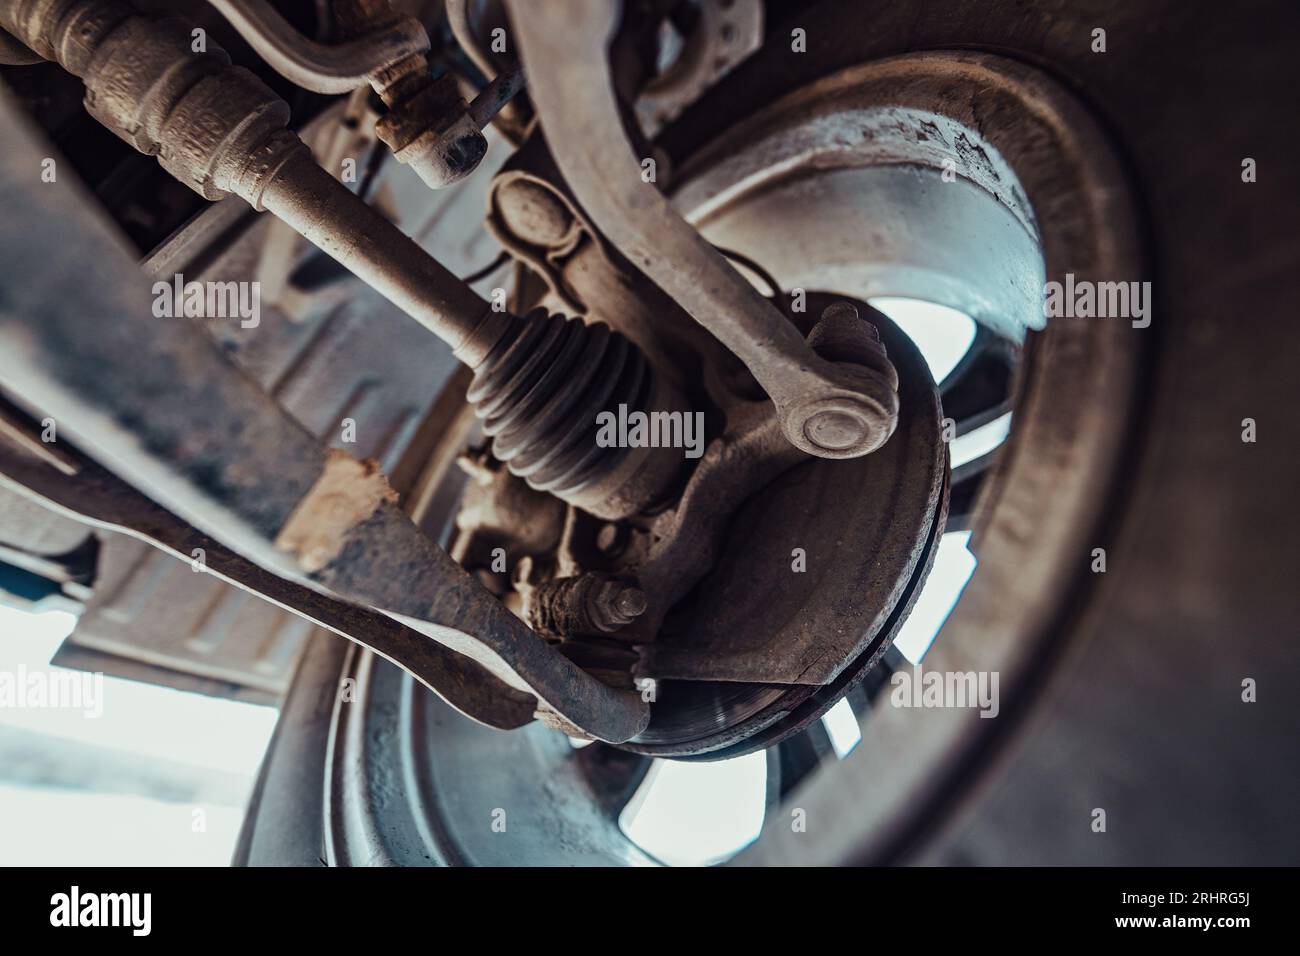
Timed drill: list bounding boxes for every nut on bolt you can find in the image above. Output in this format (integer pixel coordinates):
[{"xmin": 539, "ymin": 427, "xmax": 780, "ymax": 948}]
[{"xmin": 528, "ymin": 573, "xmax": 648, "ymax": 639}]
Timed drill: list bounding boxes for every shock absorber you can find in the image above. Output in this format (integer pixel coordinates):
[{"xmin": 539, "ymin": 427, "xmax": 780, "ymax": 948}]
[{"xmin": 0, "ymin": 0, "xmax": 687, "ymax": 519}]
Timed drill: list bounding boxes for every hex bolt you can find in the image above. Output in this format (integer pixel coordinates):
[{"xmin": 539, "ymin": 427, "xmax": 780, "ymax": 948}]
[
  {"xmin": 528, "ymin": 573, "xmax": 648, "ymax": 638},
  {"xmin": 598, "ymin": 578, "xmax": 648, "ymax": 627}
]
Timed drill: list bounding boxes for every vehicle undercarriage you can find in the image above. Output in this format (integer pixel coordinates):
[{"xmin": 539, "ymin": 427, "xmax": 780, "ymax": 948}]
[{"xmin": 0, "ymin": 0, "xmax": 1296, "ymax": 868}]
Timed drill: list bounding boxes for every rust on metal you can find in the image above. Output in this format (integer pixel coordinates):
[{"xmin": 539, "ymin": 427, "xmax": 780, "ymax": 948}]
[{"xmin": 275, "ymin": 450, "xmax": 399, "ymax": 573}]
